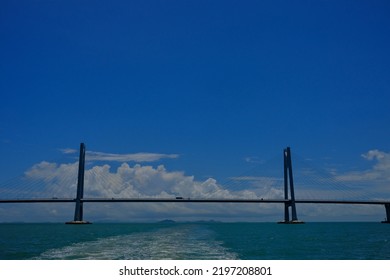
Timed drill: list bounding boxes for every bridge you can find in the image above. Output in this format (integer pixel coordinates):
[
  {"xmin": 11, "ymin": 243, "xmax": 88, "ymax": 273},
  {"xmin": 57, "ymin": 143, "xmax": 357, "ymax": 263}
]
[{"xmin": 1, "ymin": 143, "xmax": 390, "ymax": 224}]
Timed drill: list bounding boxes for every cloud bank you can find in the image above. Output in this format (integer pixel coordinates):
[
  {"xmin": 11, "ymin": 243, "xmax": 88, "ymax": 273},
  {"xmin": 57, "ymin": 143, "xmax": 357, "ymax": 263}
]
[
  {"xmin": 24, "ymin": 162, "xmax": 276, "ymax": 200},
  {"xmin": 0, "ymin": 161, "xmax": 283, "ymax": 222},
  {"xmin": 2, "ymin": 149, "xmax": 390, "ymax": 222}
]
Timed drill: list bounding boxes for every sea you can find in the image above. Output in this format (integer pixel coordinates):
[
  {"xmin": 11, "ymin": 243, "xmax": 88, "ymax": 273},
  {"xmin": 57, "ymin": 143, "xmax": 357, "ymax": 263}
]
[{"xmin": 0, "ymin": 222, "xmax": 389, "ymax": 260}]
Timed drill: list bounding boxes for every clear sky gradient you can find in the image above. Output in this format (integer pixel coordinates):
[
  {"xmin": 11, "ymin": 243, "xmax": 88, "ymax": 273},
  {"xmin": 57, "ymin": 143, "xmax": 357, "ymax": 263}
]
[{"xmin": 1, "ymin": 1, "xmax": 390, "ymax": 221}]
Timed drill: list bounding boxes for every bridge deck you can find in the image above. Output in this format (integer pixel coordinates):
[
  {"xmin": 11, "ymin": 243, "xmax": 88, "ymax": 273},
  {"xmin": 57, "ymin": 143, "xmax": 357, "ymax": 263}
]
[{"xmin": 0, "ymin": 198, "xmax": 389, "ymax": 205}]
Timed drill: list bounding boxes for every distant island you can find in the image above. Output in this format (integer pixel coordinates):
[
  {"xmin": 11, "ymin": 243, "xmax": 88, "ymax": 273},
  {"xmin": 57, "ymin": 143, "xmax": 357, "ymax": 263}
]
[
  {"xmin": 158, "ymin": 219, "xmax": 176, "ymax": 224},
  {"xmin": 157, "ymin": 219, "xmax": 222, "ymax": 224}
]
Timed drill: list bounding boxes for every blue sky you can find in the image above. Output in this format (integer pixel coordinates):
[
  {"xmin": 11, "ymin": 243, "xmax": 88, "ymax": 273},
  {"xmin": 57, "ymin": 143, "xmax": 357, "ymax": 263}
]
[{"xmin": 1, "ymin": 0, "xmax": 390, "ymax": 222}]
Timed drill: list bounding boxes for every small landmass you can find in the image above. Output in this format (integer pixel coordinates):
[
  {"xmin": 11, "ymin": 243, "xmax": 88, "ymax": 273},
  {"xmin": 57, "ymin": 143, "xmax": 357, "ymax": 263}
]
[{"xmin": 158, "ymin": 219, "xmax": 176, "ymax": 224}]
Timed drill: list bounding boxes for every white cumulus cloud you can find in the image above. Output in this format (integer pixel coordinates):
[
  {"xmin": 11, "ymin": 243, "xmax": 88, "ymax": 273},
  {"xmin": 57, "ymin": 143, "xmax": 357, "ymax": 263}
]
[
  {"xmin": 5, "ymin": 161, "xmax": 285, "ymax": 222},
  {"xmin": 3, "ymin": 149, "xmax": 389, "ymax": 222},
  {"xmin": 335, "ymin": 150, "xmax": 390, "ymax": 183}
]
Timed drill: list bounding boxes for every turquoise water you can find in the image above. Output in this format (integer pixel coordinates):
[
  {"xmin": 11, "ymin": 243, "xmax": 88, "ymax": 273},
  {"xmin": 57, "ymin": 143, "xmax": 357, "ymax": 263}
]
[{"xmin": 0, "ymin": 223, "xmax": 389, "ymax": 259}]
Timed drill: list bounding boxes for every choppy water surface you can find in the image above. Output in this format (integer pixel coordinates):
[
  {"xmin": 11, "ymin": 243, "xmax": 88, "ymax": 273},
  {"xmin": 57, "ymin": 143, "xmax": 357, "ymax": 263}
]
[{"xmin": 0, "ymin": 223, "xmax": 389, "ymax": 259}]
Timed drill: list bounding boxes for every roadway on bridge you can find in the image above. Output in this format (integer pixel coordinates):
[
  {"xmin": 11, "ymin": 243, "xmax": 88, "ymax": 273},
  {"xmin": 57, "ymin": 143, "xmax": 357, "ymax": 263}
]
[{"xmin": 0, "ymin": 198, "xmax": 389, "ymax": 205}]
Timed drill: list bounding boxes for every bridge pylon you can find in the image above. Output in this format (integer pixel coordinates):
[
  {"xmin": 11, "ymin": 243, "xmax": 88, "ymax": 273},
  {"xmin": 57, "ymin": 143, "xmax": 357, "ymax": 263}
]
[
  {"xmin": 278, "ymin": 147, "xmax": 304, "ymax": 224},
  {"xmin": 66, "ymin": 143, "xmax": 91, "ymax": 224},
  {"xmin": 381, "ymin": 204, "xmax": 390, "ymax": 224}
]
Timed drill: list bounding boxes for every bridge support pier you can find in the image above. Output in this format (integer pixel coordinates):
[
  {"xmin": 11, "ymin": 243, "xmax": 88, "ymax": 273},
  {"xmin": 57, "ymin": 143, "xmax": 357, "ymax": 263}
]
[
  {"xmin": 66, "ymin": 143, "xmax": 91, "ymax": 224},
  {"xmin": 381, "ymin": 204, "xmax": 390, "ymax": 224},
  {"xmin": 278, "ymin": 147, "xmax": 304, "ymax": 224}
]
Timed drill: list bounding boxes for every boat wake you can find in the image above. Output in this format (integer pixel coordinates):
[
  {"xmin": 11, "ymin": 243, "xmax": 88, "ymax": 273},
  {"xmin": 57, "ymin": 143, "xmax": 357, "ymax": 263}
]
[{"xmin": 35, "ymin": 224, "xmax": 238, "ymax": 260}]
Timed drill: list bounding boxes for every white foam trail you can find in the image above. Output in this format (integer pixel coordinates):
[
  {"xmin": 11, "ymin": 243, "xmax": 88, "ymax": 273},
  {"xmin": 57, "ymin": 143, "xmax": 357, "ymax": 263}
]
[{"xmin": 35, "ymin": 225, "xmax": 238, "ymax": 260}]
